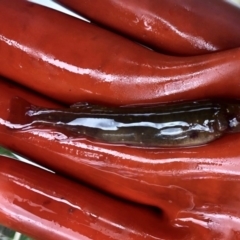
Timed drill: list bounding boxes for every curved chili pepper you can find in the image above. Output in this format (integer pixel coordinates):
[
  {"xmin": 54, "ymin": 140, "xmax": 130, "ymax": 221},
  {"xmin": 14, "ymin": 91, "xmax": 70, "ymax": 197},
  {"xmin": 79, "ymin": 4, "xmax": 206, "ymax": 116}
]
[
  {"xmin": 1, "ymin": 0, "xmax": 240, "ymax": 106},
  {"xmin": 1, "ymin": 78, "xmax": 240, "ymax": 238},
  {"xmin": 56, "ymin": 0, "xmax": 240, "ymax": 55},
  {"xmin": 0, "ymin": 155, "xmax": 192, "ymax": 240}
]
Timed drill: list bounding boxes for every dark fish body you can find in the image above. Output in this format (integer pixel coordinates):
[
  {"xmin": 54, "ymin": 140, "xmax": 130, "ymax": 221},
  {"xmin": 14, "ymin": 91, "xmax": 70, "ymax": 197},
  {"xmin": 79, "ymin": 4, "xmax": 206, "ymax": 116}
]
[{"xmin": 8, "ymin": 97, "xmax": 240, "ymax": 147}]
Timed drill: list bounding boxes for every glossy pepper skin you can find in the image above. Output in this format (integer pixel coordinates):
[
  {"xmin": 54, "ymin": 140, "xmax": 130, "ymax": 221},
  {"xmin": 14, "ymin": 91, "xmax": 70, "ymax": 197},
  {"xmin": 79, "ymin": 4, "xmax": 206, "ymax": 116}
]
[
  {"xmin": 1, "ymin": 1, "xmax": 240, "ymax": 106},
  {"xmin": 1, "ymin": 78, "xmax": 240, "ymax": 238},
  {"xmin": 0, "ymin": 156, "xmax": 191, "ymax": 240},
  {"xmin": 56, "ymin": 0, "xmax": 240, "ymax": 55}
]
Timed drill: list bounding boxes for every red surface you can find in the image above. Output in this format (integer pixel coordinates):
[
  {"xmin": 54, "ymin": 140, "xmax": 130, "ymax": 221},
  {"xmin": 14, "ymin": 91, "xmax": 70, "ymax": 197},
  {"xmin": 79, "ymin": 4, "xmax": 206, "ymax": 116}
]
[
  {"xmin": 57, "ymin": 0, "xmax": 240, "ymax": 55},
  {"xmin": 1, "ymin": 156, "xmax": 189, "ymax": 240},
  {"xmin": 1, "ymin": 78, "xmax": 240, "ymax": 238},
  {"xmin": 1, "ymin": 1, "xmax": 240, "ymax": 238},
  {"xmin": 0, "ymin": 0, "xmax": 240, "ymax": 106}
]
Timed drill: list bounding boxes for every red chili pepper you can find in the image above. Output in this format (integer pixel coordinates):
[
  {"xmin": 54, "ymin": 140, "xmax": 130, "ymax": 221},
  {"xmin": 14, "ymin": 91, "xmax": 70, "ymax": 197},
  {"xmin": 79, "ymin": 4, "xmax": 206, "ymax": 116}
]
[
  {"xmin": 1, "ymin": 0, "xmax": 240, "ymax": 106},
  {"xmin": 56, "ymin": 0, "xmax": 240, "ymax": 55},
  {"xmin": 1, "ymin": 78, "xmax": 240, "ymax": 237},
  {"xmin": 1, "ymin": 155, "xmax": 192, "ymax": 240}
]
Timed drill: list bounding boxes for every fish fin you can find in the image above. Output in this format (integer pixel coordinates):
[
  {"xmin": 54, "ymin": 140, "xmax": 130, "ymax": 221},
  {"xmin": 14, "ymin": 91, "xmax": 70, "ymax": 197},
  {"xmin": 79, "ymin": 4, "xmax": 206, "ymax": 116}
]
[{"xmin": 8, "ymin": 97, "xmax": 34, "ymax": 125}]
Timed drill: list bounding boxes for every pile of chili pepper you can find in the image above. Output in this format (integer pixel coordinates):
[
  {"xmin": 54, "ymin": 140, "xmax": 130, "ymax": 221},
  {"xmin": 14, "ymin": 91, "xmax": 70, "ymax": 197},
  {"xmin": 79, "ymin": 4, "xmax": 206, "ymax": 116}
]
[{"xmin": 1, "ymin": 0, "xmax": 240, "ymax": 239}]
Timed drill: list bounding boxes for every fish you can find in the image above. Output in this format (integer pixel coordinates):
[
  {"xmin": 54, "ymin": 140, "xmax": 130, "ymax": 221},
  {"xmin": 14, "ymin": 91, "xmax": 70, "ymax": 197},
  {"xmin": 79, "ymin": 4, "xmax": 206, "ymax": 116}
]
[{"xmin": 7, "ymin": 97, "xmax": 240, "ymax": 147}]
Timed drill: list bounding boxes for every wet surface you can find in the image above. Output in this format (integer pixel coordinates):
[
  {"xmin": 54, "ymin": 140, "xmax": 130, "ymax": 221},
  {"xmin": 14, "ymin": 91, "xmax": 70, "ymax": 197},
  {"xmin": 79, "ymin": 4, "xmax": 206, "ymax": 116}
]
[
  {"xmin": 1, "ymin": 1, "xmax": 240, "ymax": 106},
  {"xmin": 1, "ymin": 79, "xmax": 240, "ymax": 238},
  {"xmin": 1, "ymin": 0, "xmax": 240, "ymax": 238},
  {"xmin": 0, "ymin": 156, "xmax": 190, "ymax": 240},
  {"xmin": 8, "ymin": 97, "xmax": 240, "ymax": 147},
  {"xmin": 56, "ymin": 0, "xmax": 240, "ymax": 55}
]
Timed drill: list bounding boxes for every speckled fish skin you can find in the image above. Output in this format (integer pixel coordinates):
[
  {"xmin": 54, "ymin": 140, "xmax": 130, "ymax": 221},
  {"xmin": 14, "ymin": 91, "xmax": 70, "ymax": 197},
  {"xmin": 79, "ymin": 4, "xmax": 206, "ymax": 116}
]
[{"xmin": 9, "ymin": 97, "xmax": 240, "ymax": 147}]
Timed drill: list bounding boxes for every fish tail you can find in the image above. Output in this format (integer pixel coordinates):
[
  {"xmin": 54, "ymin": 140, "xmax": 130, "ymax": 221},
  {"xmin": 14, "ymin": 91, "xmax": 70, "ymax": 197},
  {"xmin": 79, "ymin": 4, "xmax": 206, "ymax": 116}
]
[{"xmin": 8, "ymin": 97, "xmax": 35, "ymax": 125}]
